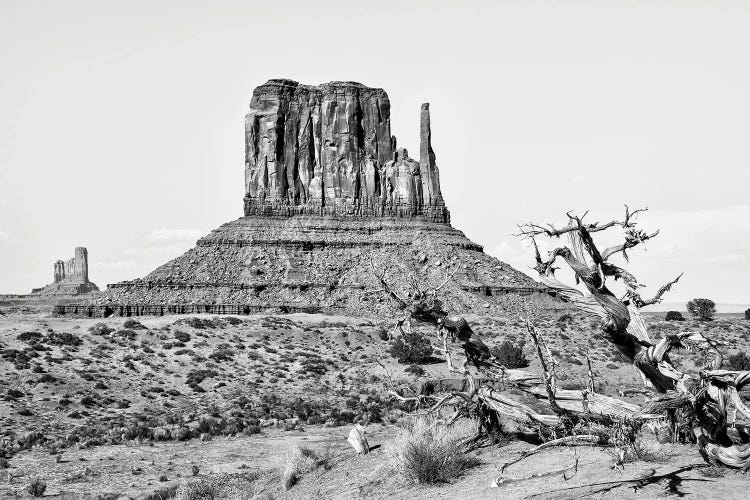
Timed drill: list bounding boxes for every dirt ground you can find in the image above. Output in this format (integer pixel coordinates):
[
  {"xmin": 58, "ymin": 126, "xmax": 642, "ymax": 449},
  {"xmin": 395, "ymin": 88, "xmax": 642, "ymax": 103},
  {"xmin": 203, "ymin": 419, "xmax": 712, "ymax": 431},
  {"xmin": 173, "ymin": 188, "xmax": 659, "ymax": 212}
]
[{"xmin": 2, "ymin": 423, "xmax": 749, "ymax": 499}]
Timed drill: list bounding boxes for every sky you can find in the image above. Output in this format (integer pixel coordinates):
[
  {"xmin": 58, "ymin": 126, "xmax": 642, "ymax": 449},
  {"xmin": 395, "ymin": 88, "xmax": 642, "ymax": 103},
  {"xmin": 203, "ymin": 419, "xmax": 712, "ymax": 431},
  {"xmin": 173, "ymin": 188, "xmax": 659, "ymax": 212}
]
[{"xmin": 1, "ymin": 1, "xmax": 749, "ymax": 310}]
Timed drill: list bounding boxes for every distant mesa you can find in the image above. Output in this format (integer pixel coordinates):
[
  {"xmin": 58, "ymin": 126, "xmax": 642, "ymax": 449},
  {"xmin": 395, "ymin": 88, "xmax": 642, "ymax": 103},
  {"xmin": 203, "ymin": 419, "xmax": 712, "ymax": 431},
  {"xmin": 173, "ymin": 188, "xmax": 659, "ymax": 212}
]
[
  {"xmin": 59, "ymin": 79, "xmax": 540, "ymax": 317},
  {"xmin": 33, "ymin": 247, "xmax": 99, "ymax": 296}
]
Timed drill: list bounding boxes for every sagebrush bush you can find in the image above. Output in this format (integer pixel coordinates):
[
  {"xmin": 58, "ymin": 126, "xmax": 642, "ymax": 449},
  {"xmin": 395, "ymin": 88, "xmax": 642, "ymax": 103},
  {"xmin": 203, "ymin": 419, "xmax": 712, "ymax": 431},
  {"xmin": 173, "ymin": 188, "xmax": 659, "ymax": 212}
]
[
  {"xmin": 387, "ymin": 418, "xmax": 480, "ymax": 484},
  {"xmin": 745, "ymin": 308, "xmax": 750, "ymax": 321},
  {"xmin": 389, "ymin": 331, "xmax": 433, "ymax": 364},
  {"xmin": 490, "ymin": 341, "xmax": 529, "ymax": 368}
]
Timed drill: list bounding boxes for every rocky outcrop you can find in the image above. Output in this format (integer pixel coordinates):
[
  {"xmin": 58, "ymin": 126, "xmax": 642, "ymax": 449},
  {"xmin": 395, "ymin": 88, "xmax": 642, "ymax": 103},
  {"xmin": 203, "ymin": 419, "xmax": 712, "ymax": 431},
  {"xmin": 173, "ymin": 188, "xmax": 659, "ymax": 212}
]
[
  {"xmin": 55, "ymin": 247, "xmax": 90, "ymax": 284},
  {"xmin": 244, "ymin": 80, "xmax": 448, "ymax": 222},
  {"xmin": 34, "ymin": 247, "xmax": 99, "ymax": 295},
  {"xmin": 53, "ymin": 261, "xmax": 65, "ymax": 283},
  {"xmin": 66, "ymin": 79, "xmax": 542, "ymax": 316}
]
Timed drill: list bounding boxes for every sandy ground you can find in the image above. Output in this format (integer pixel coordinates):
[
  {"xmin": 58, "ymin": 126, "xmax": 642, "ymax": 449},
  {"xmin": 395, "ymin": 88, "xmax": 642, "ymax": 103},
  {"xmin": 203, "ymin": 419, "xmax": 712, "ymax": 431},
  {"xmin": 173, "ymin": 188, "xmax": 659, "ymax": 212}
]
[{"xmin": 2, "ymin": 423, "xmax": 748, "ymax": 499}]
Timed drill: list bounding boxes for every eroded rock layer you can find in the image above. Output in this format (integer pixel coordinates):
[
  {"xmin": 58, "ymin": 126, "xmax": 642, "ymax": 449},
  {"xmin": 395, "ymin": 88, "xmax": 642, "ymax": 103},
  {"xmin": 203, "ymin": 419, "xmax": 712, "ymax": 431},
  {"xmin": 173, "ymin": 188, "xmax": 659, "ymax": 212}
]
[{"xmin": 69, "ymin": 216, "xmax": 539, "ymax": 317}]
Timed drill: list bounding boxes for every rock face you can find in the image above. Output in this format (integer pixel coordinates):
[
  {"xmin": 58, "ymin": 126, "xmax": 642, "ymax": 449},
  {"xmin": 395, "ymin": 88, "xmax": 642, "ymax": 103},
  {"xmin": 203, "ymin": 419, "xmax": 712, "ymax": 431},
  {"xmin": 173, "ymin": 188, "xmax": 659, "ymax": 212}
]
[
  {"xmin": 63, "ymin": 79, "xmax": 541, "ymax": 317},
  {"xmin": 244, "ymin": 80, "xmax": 448, "ymax": 222},
  {"xmin": 35, "ymin": 247, "xmax": 99, "ymax": 295}
]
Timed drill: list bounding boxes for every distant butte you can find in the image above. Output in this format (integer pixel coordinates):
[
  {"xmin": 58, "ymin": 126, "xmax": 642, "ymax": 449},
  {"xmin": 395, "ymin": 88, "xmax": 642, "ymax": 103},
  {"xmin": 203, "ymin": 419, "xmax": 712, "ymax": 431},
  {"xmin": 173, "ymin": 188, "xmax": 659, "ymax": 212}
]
[
  {"xmin": 34, "ymin": 247, "xmax": 99, "ymax": 296},
  {"xmin": 60, "ymin": 80, "xmax": 540, "ymax": 317}
]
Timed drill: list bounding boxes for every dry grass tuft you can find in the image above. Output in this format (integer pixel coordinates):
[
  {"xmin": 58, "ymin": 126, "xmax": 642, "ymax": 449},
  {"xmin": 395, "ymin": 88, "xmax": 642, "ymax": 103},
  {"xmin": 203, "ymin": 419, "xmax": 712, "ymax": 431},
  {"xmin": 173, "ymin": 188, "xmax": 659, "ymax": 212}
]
[
  {"xmin": 281, "ymin": 445, "xmax": 334, "ymax": 490},
  {"xmin": 175, "ymin": 471, "xmax": 267, "ymax": 500},
  {"xmin": 610, "ymin": 438, "xmax": 670, "ymax": 466},
  {"xmin": 26, "ymin": 478, "xmax": 47, "ymax": 497},
  {"xmin": 387, "ymin": 418, "xmax": 480, "ymax": 484}
]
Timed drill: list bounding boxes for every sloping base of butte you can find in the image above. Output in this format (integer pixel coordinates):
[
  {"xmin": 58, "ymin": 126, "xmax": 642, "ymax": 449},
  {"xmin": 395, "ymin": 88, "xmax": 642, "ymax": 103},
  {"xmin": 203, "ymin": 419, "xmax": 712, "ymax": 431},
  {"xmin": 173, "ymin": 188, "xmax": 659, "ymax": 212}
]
[{"xmin": 65, "ymin": 80, "xmax": 540, "ymax": 317}]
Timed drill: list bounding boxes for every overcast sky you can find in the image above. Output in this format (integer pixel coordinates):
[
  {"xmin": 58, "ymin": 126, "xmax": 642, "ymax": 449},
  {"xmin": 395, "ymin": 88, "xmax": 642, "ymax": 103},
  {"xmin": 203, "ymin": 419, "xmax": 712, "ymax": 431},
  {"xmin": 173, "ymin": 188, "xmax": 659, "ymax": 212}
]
[{"xmin": 1, "ymin": 1, "xmax": 749, "ymax": 310}]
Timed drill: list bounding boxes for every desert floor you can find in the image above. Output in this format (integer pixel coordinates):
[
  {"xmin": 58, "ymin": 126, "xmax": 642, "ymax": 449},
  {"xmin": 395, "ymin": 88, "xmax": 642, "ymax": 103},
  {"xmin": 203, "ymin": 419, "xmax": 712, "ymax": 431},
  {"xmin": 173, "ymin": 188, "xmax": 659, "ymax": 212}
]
[{"xmin": 2, "ymin": 311, "xmax": 749, "ymax": 498}]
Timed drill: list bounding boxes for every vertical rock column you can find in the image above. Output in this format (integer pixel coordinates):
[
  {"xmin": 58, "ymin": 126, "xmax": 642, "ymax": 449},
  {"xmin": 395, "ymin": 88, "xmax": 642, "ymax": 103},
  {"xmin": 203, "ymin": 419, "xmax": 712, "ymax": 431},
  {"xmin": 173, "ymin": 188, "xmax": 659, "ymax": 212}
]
[
  {"xmin": 74, "ymin": 247, "xmax": 89, "ymax": 283},
  {"xmin": 419, "ymin": 103, "xmax": 443, "ymax": 208},
  {"xmin": 54, "ymin": 260, "xmax": 66, "ymax": 283}
]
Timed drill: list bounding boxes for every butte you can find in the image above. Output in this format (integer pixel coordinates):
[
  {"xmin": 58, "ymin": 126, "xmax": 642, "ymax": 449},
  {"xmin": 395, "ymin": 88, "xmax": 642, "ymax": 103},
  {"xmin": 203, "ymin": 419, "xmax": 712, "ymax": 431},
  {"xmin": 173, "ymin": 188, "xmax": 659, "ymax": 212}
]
[{"xmin": 60, "ymin": 79, "xmax": 540, "ymax": 317}]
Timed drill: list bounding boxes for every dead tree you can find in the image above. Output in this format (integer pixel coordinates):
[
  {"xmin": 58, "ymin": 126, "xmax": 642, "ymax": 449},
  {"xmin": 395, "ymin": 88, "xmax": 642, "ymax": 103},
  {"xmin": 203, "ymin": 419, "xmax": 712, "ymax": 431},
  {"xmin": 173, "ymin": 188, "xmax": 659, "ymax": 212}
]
[
  {"xmin": 517, "ymin": 206, "xmax": 750, "ymax": 469},
  {"xmin": 373, "ymin": 206, "xmax": 750, "ymax": 469},
  {"xmin": 372, "ymin": 257, "xmax": 649, "ymax": 446}
]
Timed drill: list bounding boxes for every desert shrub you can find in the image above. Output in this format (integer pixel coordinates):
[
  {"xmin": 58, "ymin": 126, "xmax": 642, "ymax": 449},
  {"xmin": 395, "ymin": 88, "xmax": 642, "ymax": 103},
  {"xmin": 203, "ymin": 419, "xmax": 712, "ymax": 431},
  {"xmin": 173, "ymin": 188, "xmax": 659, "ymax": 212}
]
[
  {"xmin": 387, "ymin": 418, "xmax": 480, "ymax": 484},
  {"xmin": 145, "ymin": 484, "xmax": 178, "ymax": 500},
  {"xmin": 176, "ymin": 317, "xmax": 224, "ymax": 330},
  {"xmin": 687, "ymin": 298, "xmax": 716, "ymax": 321},
  {"xmin": 174, "ymin": 330, "xmax": 191, "ymax": 343},
  {"xmin": 123, "ymin": 318, "xmax": 146, "ymax": 329},
  {"xmin": 406, "ymin": 364, "xmax": 425, "ymax": 376},
  {"xmin": 6, "ymin": 388, "xmax": 25, "ymax": 399},
  {"xmin": 44, "ymin": 332, "xmax": 82, "ymax": 347},
  {"xmin": 389, "ymin": 331, "xmax": 433, "ymax": 364},
  {"xmin": 17, "ymin": 331, "xmax": 43, "ymax": 343},
  {"xmin": 745, "ymin": 308, "xmax": 750, "ymax": 321},
  {"xmin": 26, "ymin": 478, "xmax": 47, "ymax": 497},
  {"xmin": 89, "ymin": 323, "xmax": 115, "ymax": 336},
  {"xmin": 726, "ymin": 351, "xmax": 750, "ymax": 371},
  {"xmin": 175, "ymin": 472, "xmax": 262, "ymax": 500},
  {"xmin": 610, "ymin": 438, "xmax": 669, "ymax": 465},
  {"xmin": 208, "ymin": 347, "xmax": 234, "ymax": 363},
  {"xmin": 490, "ymin": 341, "xmax": 529, "ymax": 368},
  {"xmin": 378, "ymin": 326, "xmax": 390, "ymax": 341},
  {"xmin": 123, "ymin": 424, "xmax": 151, "ymax": 441},
  {"xmin": 665, "ymin": 311, "xmax": 685, "ymax": 321},
  {"xmin": 116, "ymin": 329, "xmax": 138, "ymax": 341},
  {"xmin": 300, "ymin": 357, "xmax": 327, "ymax": 376},
  {"xmin": 186, "ymin": 369, "xmax": 218, "ymax": 392},
  {"xmin": 1, "ymin": 348, "xmax": 33, "ymax": 369},
  {"xmin": 282, "ymin": 445, "xmax": 333, "ymax": 489}
]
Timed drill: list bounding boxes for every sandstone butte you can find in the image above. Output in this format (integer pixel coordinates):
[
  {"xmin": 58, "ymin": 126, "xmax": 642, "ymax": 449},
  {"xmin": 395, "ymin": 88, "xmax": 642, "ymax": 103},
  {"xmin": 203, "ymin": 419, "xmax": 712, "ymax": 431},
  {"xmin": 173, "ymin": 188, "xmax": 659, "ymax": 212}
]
[
  {"xmin": 59, "ymin": 79, "xmax": 541, "ymax": 317},
  {"xmin": 33, "ymin": 247, "xmax": 100, "ymax": 296}
]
